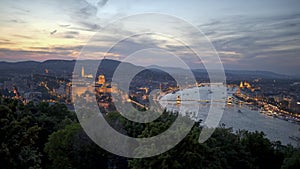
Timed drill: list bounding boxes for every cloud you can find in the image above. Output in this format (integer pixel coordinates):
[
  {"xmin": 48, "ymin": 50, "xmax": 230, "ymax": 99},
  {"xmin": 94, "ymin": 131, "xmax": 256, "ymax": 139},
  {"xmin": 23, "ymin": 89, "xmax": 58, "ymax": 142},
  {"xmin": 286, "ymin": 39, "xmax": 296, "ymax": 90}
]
[
  {"xmin": 13, "ymin": 34, "xmax": 32, "ymax": 39},
  {"xmin": 79, "ymin": 5, "xmax": 97, "ymax": 19},
  {"xmin": 64, "ymin": 35, "xmax": 76, "ymax": 39},
  {"xmin": 61, "ymin": 0, "xmax": 103, "ymax": 32},
  {"xmin": 11, "ymin": 6, "xmax": 30, "ymax": 13},
  {"xmin": 50, "ymin": 30, "xmax": 57, "ymax": 35},
  {"xmin": 0, "ymin": 45, "xmax": 83, "ymax": 61},
  {"xmin": 29, "ymin": 45, "xmax": 83, "ymax": 52},
  {"xmin": 59, "ymin": 24, "xmax": 71, "ymax": 27},
  {"xmin": 64, "ymin": 31, "xmax": 80, "ymax": 37},
  {"xmin": 1, "ymin": 0, "xmax": 298, "ymax": 75},
  {"xmin": 0, "ymin": 41, "xmax": 16, "ymax": 45},
  {"xmin": 9, "ymin": 19, "xmax": 26, "ymax": 23},
  {"xmin": 85, "ymin": 0, "xmax": 109, "ymax": 8},
  {"xmin": 197, "ymin": 13, "xmax": 300, "ymax": 74},
  {"xmin": 97, "ymin": 0, "xmax": 109, "ymax": 7},
  {"xmin": 79, "ymin": 22, "xmax": 101, "ymax": 31},
  {"xmin": 108, "ymin": 35, "xmax": 166, "ymax": 57}
]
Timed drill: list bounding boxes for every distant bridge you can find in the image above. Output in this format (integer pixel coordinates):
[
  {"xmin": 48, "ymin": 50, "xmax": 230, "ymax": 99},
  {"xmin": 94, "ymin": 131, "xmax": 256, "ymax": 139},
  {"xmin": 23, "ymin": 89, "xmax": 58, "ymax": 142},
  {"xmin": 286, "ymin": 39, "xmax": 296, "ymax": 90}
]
[{"xmin": 159, "ymin": 99, "xmax": 227, "ymax": 103}]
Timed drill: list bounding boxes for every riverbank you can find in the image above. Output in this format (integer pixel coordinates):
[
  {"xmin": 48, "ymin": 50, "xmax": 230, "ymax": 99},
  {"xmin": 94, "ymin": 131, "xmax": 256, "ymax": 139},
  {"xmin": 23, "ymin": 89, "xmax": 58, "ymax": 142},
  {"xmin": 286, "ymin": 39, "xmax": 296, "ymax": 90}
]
[{"xmin": 159, "ymin": 86, "xmax": 300, "ymax": 146}]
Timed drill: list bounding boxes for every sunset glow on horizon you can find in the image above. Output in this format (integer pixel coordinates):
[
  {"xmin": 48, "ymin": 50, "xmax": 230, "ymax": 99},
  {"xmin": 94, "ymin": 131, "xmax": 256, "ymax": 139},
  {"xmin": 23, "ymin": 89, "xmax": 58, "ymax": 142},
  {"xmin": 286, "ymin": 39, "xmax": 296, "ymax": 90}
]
[{"xmin": 1, "ymin": 0, "xmax": 300, "ymax": 75}]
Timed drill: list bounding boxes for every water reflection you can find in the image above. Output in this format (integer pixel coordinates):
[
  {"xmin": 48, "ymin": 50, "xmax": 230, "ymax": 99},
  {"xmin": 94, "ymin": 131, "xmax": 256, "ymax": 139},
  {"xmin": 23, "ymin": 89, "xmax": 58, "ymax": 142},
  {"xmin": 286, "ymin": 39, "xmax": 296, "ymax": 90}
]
[{"xmin": 160, "ymin": 87, "xmax": 300, "ymax": 146}]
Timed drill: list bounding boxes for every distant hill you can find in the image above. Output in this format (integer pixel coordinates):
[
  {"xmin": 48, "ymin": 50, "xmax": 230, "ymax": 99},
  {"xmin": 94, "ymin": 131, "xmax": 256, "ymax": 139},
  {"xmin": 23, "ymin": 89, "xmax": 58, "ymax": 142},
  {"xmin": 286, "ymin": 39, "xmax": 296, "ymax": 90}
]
[
  {"xmin": 147, "ymin": 66, "xmax": 290, "ymax": 81},
  {"xmin": 192, "ymin": 68, "xmax": 289, "ymax": 79},
  {"xmin": 0, "ymin": 59, "xmax": 291, "ymax": 81},
  {"xmin": 224, "ymin": 69, "xmax": 289, "ymax": 79},
  {"xmin": 0, "ymin": 60, "xmax": 75, "ymax": 77},
  {"xmin": 0, "ymin": 59, "xmax": 121, "ymax": 78}
]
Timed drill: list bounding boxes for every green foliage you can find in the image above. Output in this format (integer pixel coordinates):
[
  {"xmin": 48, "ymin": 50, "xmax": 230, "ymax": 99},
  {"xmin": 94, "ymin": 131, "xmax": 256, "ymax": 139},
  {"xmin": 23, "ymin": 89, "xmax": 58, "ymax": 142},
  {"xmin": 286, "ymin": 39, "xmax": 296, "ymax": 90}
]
[
  {"xmin": 44, "ymin": 123, "xmax": 110, "ymax": 169},
  {"xmin": 0, "ymin": 102, "xmax": 42, "ymax": 168},
  {"xmin": 128, "ymin": 121, "xmax": 299, "ymax": 169},
  {"xmin": 237, "ymin": 130, "xmax": 285, "ymax": 169},
  {"xmin": 0, "ymin": 96, "xmax": 299, "ymax": 169},
  {"xmin": 281, "ymin": 150, "xmax": 300, "ymax": 169},
  {"xmin": 0, "ymin": 97, "xmax": 77, "ymax": 168}
]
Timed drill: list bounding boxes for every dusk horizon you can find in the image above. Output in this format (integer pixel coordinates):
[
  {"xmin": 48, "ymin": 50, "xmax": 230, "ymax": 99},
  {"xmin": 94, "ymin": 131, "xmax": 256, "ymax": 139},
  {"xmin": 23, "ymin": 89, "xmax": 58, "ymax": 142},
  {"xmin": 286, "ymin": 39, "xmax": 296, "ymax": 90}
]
[
  {"xmin": 1, "ymin": 0, "xmax": 300, "ymax": 75},
  {"xmin": 0, "ymin": 58, "xmax": 296, "ymax": 77}
]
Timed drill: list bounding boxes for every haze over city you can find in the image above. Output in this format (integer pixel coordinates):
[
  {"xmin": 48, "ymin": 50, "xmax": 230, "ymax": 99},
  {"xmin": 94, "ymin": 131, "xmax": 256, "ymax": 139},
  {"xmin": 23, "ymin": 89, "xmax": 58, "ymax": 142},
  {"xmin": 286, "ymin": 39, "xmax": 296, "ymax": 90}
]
[{"xmin": 0, "ymin": 0, "xmax": 300, "ymax": 76}]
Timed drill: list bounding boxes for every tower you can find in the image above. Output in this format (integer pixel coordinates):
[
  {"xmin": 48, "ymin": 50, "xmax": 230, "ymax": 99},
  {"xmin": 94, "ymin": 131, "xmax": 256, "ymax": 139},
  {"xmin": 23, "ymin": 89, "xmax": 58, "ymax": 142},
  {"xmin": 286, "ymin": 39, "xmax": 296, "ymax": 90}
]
[
  {"xmin": 81, "ymin": 66, "xmax": 85, "ymax": 77},
  {"xmin": 176, "ymin": 95, "xmax": 181, "ymax": 104},
  {"xmin": 239, "ymin": 81, "xmax": 243, "ymax": 88}
]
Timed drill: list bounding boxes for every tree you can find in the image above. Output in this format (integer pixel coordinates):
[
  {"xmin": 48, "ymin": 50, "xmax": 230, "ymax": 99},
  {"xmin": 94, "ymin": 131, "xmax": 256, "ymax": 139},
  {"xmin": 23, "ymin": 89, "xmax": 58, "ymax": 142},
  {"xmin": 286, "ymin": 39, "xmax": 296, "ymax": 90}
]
[
  {"xmin": 281, "ymin": 150, "xmax": 300, "ymax": 169},
  {"xmin": 239, "ymin": 130, "xmax": 285, "ymax": 169},
  {"xmin": 0, "ymin": 104, "xmax": 42, "ymax": 169},
  {"xmin": 0, "ymin": 97, "xmax": 77, "ymax": 168},
  {"xmin": 44, "ymin": 123, "xmax": 110, "ymax": 169}
]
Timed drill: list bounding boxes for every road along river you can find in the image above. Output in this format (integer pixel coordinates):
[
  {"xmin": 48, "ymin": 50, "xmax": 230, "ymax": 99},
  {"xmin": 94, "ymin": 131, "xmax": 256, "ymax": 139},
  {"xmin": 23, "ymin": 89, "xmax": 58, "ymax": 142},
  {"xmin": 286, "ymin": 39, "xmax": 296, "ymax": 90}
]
[{"xmin": 159, "ymin": 86, "xmax": 300, "ymax": 146}]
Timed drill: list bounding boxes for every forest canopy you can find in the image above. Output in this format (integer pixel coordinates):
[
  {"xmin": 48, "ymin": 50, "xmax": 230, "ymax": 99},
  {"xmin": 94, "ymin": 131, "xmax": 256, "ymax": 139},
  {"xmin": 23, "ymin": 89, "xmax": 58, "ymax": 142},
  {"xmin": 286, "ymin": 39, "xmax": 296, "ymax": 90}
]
[{"xmin": 0, "ymin": 97, "xmax": 299, "ymax": 169}]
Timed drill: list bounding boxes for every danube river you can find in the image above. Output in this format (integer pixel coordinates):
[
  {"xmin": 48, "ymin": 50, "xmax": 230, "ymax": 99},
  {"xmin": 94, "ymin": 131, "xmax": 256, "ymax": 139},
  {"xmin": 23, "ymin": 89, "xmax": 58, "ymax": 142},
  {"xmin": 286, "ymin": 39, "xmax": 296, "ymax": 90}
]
[{"xmin": 159, "ymin": 86, "xmax": 300, "ymax": 146}]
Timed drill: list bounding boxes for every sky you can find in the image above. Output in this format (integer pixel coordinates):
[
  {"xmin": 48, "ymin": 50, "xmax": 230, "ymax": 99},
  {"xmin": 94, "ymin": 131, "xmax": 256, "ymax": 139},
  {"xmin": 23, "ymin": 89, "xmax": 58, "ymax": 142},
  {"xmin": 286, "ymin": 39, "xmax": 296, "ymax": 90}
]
[{"xmin": 0, "ymin": 0, "xmax": 300, "ymax": 75}]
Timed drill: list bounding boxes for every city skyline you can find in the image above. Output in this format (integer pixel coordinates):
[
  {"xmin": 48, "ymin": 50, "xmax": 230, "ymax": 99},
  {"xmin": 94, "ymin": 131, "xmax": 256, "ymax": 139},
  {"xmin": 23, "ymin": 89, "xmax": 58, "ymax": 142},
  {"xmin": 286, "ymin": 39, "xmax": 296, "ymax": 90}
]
[{"xmin": 0, "ymin": 0, "xmax": 300, "ymax": 76}]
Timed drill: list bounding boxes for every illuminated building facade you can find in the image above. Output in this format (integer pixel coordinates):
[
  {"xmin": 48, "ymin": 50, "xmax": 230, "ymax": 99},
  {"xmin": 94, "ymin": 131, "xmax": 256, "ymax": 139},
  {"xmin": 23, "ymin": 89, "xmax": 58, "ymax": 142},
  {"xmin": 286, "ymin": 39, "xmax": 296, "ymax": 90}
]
[{"xmin": 98, "ymin": 75, "xmax": 106, "ymax": 85}]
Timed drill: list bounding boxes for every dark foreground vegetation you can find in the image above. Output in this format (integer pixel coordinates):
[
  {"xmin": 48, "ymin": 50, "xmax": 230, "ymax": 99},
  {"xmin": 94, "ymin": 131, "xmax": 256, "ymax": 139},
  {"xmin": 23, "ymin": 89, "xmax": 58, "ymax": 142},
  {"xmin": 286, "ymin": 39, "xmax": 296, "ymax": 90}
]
[{"xmin": 0, "ymin": 97, "xmax": 299, "ymax": 169}]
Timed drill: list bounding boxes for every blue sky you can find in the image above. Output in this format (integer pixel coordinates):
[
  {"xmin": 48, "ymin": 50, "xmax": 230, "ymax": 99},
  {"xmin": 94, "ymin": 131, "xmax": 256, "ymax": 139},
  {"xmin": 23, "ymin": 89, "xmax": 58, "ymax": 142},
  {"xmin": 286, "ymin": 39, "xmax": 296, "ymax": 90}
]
[{"xmin": 0, "ymin": 0, "xmax": 300, "ymax": 75}]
